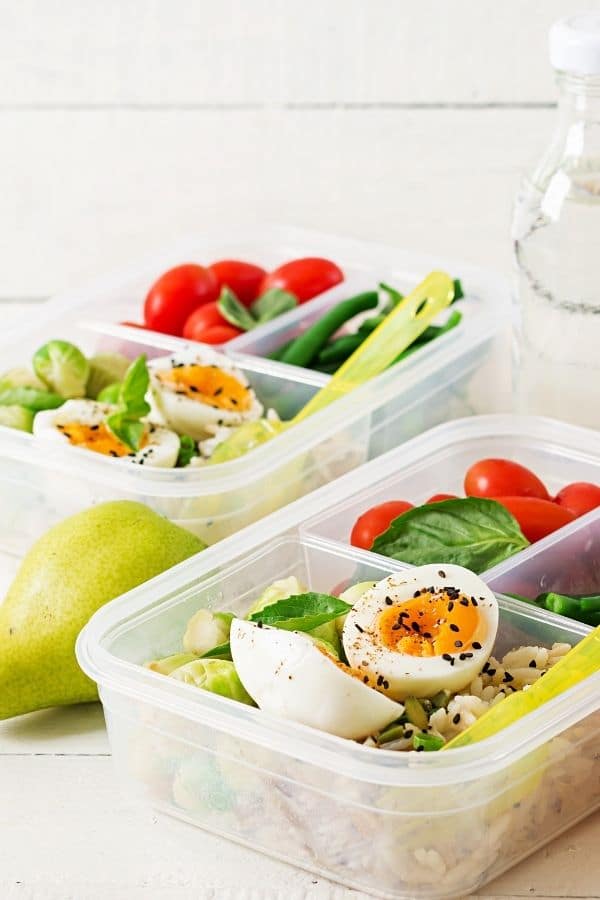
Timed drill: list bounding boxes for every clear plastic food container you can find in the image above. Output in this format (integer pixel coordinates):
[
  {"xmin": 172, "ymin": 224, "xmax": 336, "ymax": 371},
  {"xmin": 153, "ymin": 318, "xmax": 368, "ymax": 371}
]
[
  {"xmin": 77, "ymin": 535, "xmax": 599, "ymax": 899},
  {"xmin": 0, "ymin": 229, "xmax": 508, "ymax": 563},
  {"xmin": 301, "ymin": 414, "xmax": 600, "ymax": 572}
]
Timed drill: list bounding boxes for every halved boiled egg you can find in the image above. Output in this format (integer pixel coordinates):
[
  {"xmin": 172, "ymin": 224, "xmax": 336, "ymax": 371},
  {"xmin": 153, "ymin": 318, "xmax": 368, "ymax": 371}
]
[
  {"xmin": 230, "ymin": 619, "xmax": 403, "ymax": 740},
  {"xmin": 342, "ymin": 564, "xmax": 499, "ymax": 700},
  {"xmin": 148, "ymin": 349, "xmax": 263, "ymax": 441},
  {"xmin": 33, "ymin": 399, "xmax": 180, "ymax": 467}
]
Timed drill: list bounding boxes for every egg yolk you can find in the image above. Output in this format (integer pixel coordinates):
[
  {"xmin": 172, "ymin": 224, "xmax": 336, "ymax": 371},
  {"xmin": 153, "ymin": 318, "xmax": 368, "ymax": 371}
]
[
  {"xmin": 57, "ymin": 422, "xmax": 146, "ymax": 457},
  {"xmin": 377, "ymin": 589, "xmax": 481, "ymax": 657},
  {"xmin": 158, "ymin": 365, "xmax": 251, "ymax": 413}
]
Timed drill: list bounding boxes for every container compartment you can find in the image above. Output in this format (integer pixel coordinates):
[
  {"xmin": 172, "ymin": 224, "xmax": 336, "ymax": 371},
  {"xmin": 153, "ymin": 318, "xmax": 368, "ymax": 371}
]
[
  {"xmin": 77, "ymin": 537, "xmax": 599, "ymax": 899},
  {"xmin": 301, "ymin": 415, "xmax": 600, "ymax": 569}
]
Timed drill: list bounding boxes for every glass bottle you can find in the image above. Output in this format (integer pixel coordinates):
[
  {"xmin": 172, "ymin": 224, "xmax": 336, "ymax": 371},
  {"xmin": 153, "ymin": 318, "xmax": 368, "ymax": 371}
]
[{"xmin": 512, "ymin": 12, "xmax": 600, "ymax": 428}]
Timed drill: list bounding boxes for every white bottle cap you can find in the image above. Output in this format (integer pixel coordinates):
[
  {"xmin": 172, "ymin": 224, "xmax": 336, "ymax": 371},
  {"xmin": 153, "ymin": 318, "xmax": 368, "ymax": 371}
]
[{"xmin": 549, "ymin": 12, "xmax": 600, "ymax": 75}]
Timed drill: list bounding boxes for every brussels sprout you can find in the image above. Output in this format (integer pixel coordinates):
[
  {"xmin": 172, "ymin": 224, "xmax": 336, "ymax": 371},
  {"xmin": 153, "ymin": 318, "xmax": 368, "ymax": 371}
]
[
  {"xmin": 33, "ymin": 340, "xmax": 90, "ymax": 398},
  {"xmin": 208, "ymin": 416, "xmax": 286, "ymax": 464},
  {"xmin": 170, "ymin": 659, "xmax": 254, "ymax": 705},
  {"xmin": 183, "ymin": 609, "xmax": 234, "ymax": 656},
  {"xmin": 0, "ymin": 366, "xmax": 46, "ymax": 390},
  {"xmin": 310, "ymin": 620, "xmax": 342, "ymax": 657},
  {"xmin": 307, "ymin": 633, "xmax": 340, "ymax": 660},
  {"xmin": 335, "ymin": 581, "xmax": 377, "ymax": 635},
  {"xmin": 86, "ymin": 352, "xmax": 131, "ymax": 399},
  {"xmin": 97, "ymin": 382, "xmax": 121, "ymax": 404},
  {"xmin": 145, "ymin": 653, "xmax": 196, "ymax": 675},
  {"xmin": 246, "ymin": 576, "xmax": 307, "ymax": 617},
  {"xmin": 0, "ymin": 404, "xmax": 35, "ymax": 432},
  {"xmin": 172, "ymin": 755, "xmax": 233, "ymax": 812}
]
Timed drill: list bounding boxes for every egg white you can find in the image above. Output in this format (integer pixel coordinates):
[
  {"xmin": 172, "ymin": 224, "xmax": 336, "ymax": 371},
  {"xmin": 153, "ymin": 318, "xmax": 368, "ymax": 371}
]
[
  {"xmin": 33, "ymin": 399, "xmax": 180, "ymax": 467},
  {"xmin": 230, "ymin": 619, "xmax": 403, "ymax": 740},
  {"xmin": 342, "ymin": 564, "xmax": 499, "ymax": 700},
  {"xmin": 147, "ymin": 348, "xmax": 263, "ymax": 441}
]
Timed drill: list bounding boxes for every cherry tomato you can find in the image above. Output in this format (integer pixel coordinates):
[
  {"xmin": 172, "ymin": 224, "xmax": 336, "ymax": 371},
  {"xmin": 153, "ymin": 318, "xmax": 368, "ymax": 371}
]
[
  {"xmin": 350, "ymin": 500, "xmax": 413, "ymax": 550},
  {"xmin": 208, "ymin": 260, "xmax": 267, "ymax": 306},
  {"xmin": 425, "ymin": 493, "xmax": 458, "ymax": 504},
  {"xmin": 182, "ymin": 302, "xmax": 227, "ymax": 340},
  {"xmin": 259, "ymin": 257, "xmax": 343, "ymax": 303},
  {"xmin": 144, "ymin": 264, "xmax": 219, "ymax": 336},
  {"xmin": 191, "ymin": 324, "xmax": 243, "ymax": 345},
  {"xmin": 554, "ymin": 482, "xmax": 600, "ymax": 518},
  {"xmin": 465, "ymin": 459, "xmax": 549, "ymax": 501},
  {"xmin": 491, "ymin": 496, "xmax": 576, "ymax": 543}
]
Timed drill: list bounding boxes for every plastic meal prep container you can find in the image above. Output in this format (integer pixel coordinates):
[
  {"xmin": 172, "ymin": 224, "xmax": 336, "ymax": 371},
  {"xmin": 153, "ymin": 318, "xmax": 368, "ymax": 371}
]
[
  {"xmin": 0, "ymin": 228, "xmax": 508, "ymax": 565},
  {"xmin": 301, "ymin": 414, "xmax": 600, "ymax": 572},
  {"xmin": 77, "ymin": 535, "xmax": 600, "ymax": 899}
]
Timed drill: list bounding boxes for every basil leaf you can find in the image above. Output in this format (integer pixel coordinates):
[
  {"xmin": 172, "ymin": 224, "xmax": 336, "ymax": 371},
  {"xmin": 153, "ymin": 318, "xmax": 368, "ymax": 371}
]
[
  {"xmin": 0, "ymin": 384, "xmax": 64, "ymax": 411},
  {"xmin": 250, "ymin": 288, "xmax": 297, "ymax": 324},
  {"xmin": 106, "ymin": 355, "xmax": 151, "ymax": 451},
  {"xmin": 200, "ymin": 641, "xmax": 232, "ymax": 660},
  {"xmin": 177, "ymin": 434, "xmax": 197, "ymax": 467},
  {"xmin": 372, "ymin": 498, "xmax": 529, "ymax": 574},
  {"xmin": 249, "ymin": 592, "xmax": 351, "ymax": 632},
  {"xmin": 218, "ymin": 287, "xmax": 257, "ymax": 332}
]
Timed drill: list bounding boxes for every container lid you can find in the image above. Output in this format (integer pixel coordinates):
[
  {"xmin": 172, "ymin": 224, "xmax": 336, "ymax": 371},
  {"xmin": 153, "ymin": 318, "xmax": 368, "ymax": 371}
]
[{"xmin": 549, "ymin": 12, "xmax": 600, "ymax": 75}]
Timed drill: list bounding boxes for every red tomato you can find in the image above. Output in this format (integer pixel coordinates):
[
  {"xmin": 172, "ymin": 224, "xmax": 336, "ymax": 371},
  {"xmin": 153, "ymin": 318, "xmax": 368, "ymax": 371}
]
[
  {"xmin": 192, "ymin": 324, "xmax": 243, "ymax": 345},
  {"xmin": 425, "ymin": 493, "xmax": 459, "ymax": 504},
  {"xmin": 259, "ymin": 257, "xmax": 343, "ymax": 303},
  {"xmin": 554, "ymin": 482, "xmax": 600, "ymax": 518},
  {"xmin": 350, "ymin": 500, "xmax": 413, "ymax": 550},
  {"xmin": 492, "ymin": 496, "xmax": 576, "ymax": 543},
  {"xmin": 144, "ymin": 264, "xmax": 219, "ymax": 336},
  {"xmin": 465, "ymin": 459, "xmax": 549, "ymax": 501},
  {"xmin": 183, "ymin": 302, "xmax": 227, "ymax": 340},
  {"xmin": 208, "ymin": 260, "xmax": 267, "ymax": 306}
]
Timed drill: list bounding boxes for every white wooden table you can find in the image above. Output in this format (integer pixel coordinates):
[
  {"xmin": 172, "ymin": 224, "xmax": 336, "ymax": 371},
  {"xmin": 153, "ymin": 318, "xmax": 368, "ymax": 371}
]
[{"xmin": 1, "ymin": 3, "xmax": 599, "ymax": 896}]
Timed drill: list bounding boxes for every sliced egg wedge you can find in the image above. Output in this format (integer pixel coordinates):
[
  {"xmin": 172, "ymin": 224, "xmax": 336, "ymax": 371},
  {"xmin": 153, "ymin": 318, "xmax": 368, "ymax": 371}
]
[
  {"xmin": 342, "ymin": 564, "xmax": 499, "ymax": 700},
  {"xmin": 33, "ymin": 399, "xmax": 180, "ymax": 467},
  {"xmin": 148, "ymin": 348, "xmax": 263, "ymax": 441},
  {"xmin": 230, "ymin": 619, "xmax": 403, "ymax": 740}
]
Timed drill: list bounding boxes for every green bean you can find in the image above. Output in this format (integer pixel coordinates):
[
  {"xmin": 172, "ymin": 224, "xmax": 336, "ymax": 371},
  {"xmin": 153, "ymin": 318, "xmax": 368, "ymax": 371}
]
[
  {"xmin": 267, "ymin": 338, "xmax": 294, "ymax": 361},
  {"xmin": 279, "ymin": 291, "xmax": 378, "ymax": 368},
  {"xmin": 392, "ymin": 309, "xmax": 463, "ymax": 366},
  {"xmin": 316, "ymin": 333, "xmax": 366, "ymax": 365}
]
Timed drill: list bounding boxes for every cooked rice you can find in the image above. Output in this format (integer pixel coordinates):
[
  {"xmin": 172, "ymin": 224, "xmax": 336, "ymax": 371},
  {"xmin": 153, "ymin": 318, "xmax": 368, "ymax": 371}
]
[{"xmin": 368, "ymin": 641, "xmax": 571, "ymax": 750}]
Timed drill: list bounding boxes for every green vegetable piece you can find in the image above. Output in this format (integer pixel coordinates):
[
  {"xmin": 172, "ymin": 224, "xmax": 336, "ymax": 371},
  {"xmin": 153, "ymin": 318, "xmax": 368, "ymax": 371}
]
[
  {"xmin": 246, "ymin": 576, "xmax": 307, "ymax": 618},
  {"xmin": 145, "ymin": 653, "xmax": 197, "ymax": 675},
  {"xmin": 392, "ymin": 309, "xmax": 463, "ymax": 366},
  {"xmin": 404, "ymin": 696, "xmax": 429, "ymax": 730},
  {"xmin": 379, "ymin": 282, "xmax": 404, "ymax": 308},
  {"xmin": 0, "ymin": 384, "xmax": 64, "ymax": 412},
  {"xmin": 170, "ymin": 659, "xmax": 254, "ymax": 705},
  {"xmin": 452, "ymin": 278, "xmax": 464, "ymax": 302},
  {"xmin": 336, "ymin": 581, "xmax": 377, "ymax": 636},
  {"xmin": 267, "ymin": 338, "xmax": 295, "ymax": 361},
  {"xmin": 372, "ymin": 497, "xmax": 529, "ymax": 574},
  {"xmin": 200, "ymin": 641, "xmax": 232, "ymax": 660},
  {"xmin": 306, "ymin": 633, "xmax": 340, "ymax": 659},
  {"xmin": 208, "ymin": 416, "xmax": 285, "ymax": 464},
  {"xmin": 97, "ymin": 382, "xmax": 121, "ymax": 404},
  {"xmin": 249, "ymin": 593, "xmax": 352, "ymax": 633},
  {"xmin": 177, "ymin": 434, "xmax": 197, "ymax": 467},
  {"xmin": 32, "ymin": 340, "xmax": 90, "ymax": 398},
  {"xmin": 105, "ymin": 355, "xmax": 151, "ymax": 452},
  {"xmin": 316, "ymin": 333, "xmax": 366, "ymax": 366},
  {"xmin": 413, "ymin": 732, "xmax": 445, "ymax": 751},
  {"xmin": 309, "ymin": 620, "xmax": 342, "ymax": 657},
  {"xmin": 535, "ymin": 591, "xmax": 600, "ymax": 625},
  {"xmin": 430, "ymin": 690, "xmax": 452, "ymax": 710},
  {"xmin": 0, "ymin": 367, "xmax": 46, "ymax": 390},
  {"xmin": 251, "ymin": 288, "xmax": 297, "ymax": 324},
  {"xmin": 86, "ymin": 353, "xmax": 131, "ymax": 399},
  {"xmin": 183, "ymin": 609, "xmax": 235, "ymax": 656},
  {"xmin": 280, "ymin": 291, "xmax": 379, "ymax": 368},
  {"xmin": 377, "ymin": 723, "xmax": 407, "ymax": 744},
  {"xmin": 0, "ymin": 404, "xmax": 35, "ymax": 432},
  {"xmin": 217, "ymin": 287, "xmax": 257, "ymax": 332},
  {"xmin": 358, "ymin": 314, "xmax": 387, "ymax": 334}
]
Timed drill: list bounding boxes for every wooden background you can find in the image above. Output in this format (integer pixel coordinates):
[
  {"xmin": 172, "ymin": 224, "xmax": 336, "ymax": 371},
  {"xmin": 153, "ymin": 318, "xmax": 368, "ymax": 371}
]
[{"xmin": 1, "ymin": 2, "xmax": 599, "ymax": 898}]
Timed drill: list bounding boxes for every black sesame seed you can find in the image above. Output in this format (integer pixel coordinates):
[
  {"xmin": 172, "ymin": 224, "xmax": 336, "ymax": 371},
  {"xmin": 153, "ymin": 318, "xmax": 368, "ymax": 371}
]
[
  {"xmin": 471, "ymin": 597, "xmax": 478, "ymax": 606},
  {"xmin": 382, "ymin": 680, "xmax": 389, "ymax": 690},
  {"xmin": 454, "ymin": 640, "xmax": 463, "ymax": 648},
  {"xmin": 214, "ymin": 387, "xmax": 223, "ymax": 396},
  {"xmin": 449, "ymin": 623, "xmax": 460, "ymax": 633},
  {"xmin": 529, "ymin": 659, "xmax": 537, "ymax": 668},
  {"xmin": 460, "ymin": 598, "xmax": 469, "ymax": 607},
  {"xmin": 452, "ymin": 713, "xmax": 461, "ymax": 725},
  {"xmin": 423, "ymin": 632, "xmax": 432, "ymax": 639},
  {"xmin": 391, "ymin": 623, "xmax": 401, "ymax": 631},
  {"xmin": 482, "ymin": 661, "xmax": 490, "ymax": 673},
  {"xmin": 461, "ymin": 652, "xmax": 473, "ymax": 659},
  {"xmin": 363, "ymin": 675, "xmax": 369, "ymax": 683},
  {"xmin": 411, "ymin": 621, "xmax": 421, "ymax": 633},
  {"xmin": 399, "ymin": 611, "xmax": 410, "ymax": 619},
  {"xmin": 404, "ymin": 728, "xmax": 414, "ymax": 738},
  {"xmin": 487, "ymin": 668, "xmax": 496, "ymax": 677},
  {"xmin": 447, "ymin": 601, "xmax": 454, "ymax": 612},
  {"xmin": 90, "ymin": 424, "xmax": 99, "ymax": 431},
  {"xmin": 355, "ymin": 623, "xmax": 364, "ymax": 633},
  {"xmin": 415, "ymin": 745, "xmax": 424, "ymax": 752},
  {"xmin": 450, "ymin": 658, "xmax": 455, "ymax": 666},
  {"xmin": 413, "ymin": 590, "xmax": 421, "ymax": 598},
  {"xmin": 442, "ymin": 653, "xmax": 452, "ymax": 662},
  {"xmin": 231, "ymin": 398, "xmax": 238, "ymax": 406},
  {"xmin": 503, "ymin": 671, "xmax": 514, "ymax": 683},
  {"xmin": 384, "ymin": 596, "xmax": 393, "ymax": 606},
  {"xmin": 257, "ymin": 621, "xmax": 263, "ymax": 628},
  {"xmin": 109, "ymin": 450, "xmax": 118, "ymax": 457},
  {"xmin": 438, "ymin": 570, "xmax": 446, "ymax": 578},
  {"xmin": 472, "ymin": 641, "xmax": 482, "ymax": 650},
  {"xmin": 377, "ymin": 675, "xmax": 384, "ymax": 687},
  {"xmin": 189, "ymin": 385, "xmax": 199, "ymax": 393}
]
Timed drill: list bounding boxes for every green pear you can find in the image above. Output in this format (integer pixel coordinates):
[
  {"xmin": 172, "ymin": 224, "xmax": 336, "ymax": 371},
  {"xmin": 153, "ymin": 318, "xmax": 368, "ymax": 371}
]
[{"xmin": 0, "ymin": 501, "xmax": 205, "ymax": 719}]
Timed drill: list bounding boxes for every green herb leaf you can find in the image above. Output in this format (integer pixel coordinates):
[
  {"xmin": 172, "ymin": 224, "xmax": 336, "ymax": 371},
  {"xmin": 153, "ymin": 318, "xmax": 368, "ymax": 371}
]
[
  {"xmin": 379, "ymin": 282, "xmax": 404, "ymax": 312},
  {"xmin": 106, "ymin": 355, "xmax": 151, "ymax": 451},
  {"xmin": 250, "ymin": 592, "xmax": 351, "ymax": 632},
  {"xmin": 217, "ymin": 287, "xmax": 257, "ymax": 332},
  {"xmin": 452, "ymin": 278, "xmax": 464, "ymax": 302},
  {"xmin": 372, "ymin": 498, "xmax": 529, "ymax": 574},
  {"xmin": 413, "ymin": 732, "xmax": 445, "ymax": 751},
  {"xmin": 200, "ymin": 641, "xmax": 232, "ymax": 660},
  {"xmin": 0, "ymin": 384, "xmax": 64, "ymax": 411},
  {"xmin": 177, "ymin": 434, "xmax": 197, "ymax": 468},
  {"xmin": 250, "ymin": 288, "xmax": 297, "ymax": 324}
]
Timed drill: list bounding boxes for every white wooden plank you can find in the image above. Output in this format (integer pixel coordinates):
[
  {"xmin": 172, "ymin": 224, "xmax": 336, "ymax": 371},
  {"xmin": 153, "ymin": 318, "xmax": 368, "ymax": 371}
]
[
  {"xmin": 0, "ymin": 0, "xmax": 579, "ymax": 107},
  {"xmin": 0, "ymin": 755, "xmax": 598, "ymax": 899},
  {"xmin": 0, "ymin": 106, "xmax": 553, "ymax": 296}
]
